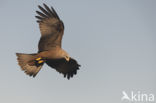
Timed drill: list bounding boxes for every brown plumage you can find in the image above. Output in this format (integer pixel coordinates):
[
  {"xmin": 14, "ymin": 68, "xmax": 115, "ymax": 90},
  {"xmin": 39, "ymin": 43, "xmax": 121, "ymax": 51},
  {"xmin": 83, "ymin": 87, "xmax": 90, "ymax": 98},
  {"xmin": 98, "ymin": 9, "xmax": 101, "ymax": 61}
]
[{"xmin": 16, "ymin": 3, "xmax": 80, "ymax": 79}]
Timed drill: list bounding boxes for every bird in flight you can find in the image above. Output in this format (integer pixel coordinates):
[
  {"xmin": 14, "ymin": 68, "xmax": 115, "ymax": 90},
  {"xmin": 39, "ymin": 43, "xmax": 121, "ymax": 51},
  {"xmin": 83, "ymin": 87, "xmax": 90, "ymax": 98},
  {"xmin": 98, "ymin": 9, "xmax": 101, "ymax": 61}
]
[{"xmin": 16, "ymin": 3, "xmax": 80, "ymax": 79}]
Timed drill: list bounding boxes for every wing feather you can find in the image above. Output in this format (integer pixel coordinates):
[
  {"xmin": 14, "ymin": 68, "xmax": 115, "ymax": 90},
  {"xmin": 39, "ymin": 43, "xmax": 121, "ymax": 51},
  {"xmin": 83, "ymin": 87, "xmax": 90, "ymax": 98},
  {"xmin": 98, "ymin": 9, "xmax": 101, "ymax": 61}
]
[
  {"xmin": 36, "ymin": 11, "xmax": 48, "ymax": 18},
  {"xmin": 43, "ymin": 3, "xmax": 54, "ymax": 16},
  {"xmin": 38, "ymin": 5, "xmax": 51, "ymax": 17},
  {"xmin": 51, "ymin": 7, "xmax": 60, "ymax": 19},
  {"xmin": 46, "ymin": 58, "xmax": 80, "ymax": 79},
  {"xmin": 36, "ymin": 4, "xmax": 64, "ymax": 52},
  {"xmin": 35, "ymin": 16, "xmax": 44, "ymax": 20}
]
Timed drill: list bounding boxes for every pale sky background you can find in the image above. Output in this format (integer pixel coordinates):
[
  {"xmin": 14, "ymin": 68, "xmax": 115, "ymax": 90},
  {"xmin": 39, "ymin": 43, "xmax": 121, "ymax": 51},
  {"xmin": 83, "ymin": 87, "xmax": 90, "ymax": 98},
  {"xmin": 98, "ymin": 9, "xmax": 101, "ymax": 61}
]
[{"xmin": 0, "ymin": 0, "xmax": 156, "ymax": 103}]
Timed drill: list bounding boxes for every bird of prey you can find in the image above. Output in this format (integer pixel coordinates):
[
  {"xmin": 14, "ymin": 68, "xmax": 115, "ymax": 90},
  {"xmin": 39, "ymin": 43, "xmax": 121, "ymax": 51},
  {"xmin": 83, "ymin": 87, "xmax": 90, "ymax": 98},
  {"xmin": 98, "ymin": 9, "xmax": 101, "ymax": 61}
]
[{"xmin": 16, "ymin": 3, "xmax": 80, "ymax": 79}]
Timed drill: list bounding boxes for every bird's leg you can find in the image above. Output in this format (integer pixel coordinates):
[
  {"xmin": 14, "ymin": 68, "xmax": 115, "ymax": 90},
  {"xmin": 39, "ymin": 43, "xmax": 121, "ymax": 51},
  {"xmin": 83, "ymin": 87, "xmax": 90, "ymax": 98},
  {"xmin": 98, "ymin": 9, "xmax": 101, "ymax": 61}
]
[
  {"xmin": 35, "ymin": 57, "xmax": 44, "ymax": 64},
  {"xmin": 36, "ymin": 57, "xmax": 42, "ymax": 61}
]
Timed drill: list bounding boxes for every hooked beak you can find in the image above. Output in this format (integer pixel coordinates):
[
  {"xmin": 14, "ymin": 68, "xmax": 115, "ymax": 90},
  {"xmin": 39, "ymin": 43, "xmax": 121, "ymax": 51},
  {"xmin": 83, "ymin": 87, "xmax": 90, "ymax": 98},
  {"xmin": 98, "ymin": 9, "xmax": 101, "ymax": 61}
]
[{"xmin": 65, "ymin": 56, "xmax": 70, "ymax": 61}]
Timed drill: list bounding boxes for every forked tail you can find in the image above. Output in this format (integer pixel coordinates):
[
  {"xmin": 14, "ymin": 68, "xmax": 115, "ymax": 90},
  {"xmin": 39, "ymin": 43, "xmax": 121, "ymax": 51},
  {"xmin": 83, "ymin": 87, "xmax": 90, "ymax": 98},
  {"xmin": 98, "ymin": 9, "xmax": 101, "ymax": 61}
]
[{"xmin": 16, "ymin": 53, "xmax": 44, "ymax": 77}]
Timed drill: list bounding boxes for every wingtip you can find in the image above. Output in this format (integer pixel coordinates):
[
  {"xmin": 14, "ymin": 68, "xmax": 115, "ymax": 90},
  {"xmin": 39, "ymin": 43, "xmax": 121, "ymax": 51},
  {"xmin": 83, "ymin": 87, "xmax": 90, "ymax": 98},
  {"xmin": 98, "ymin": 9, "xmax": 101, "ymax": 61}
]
[
  {"xmin": 36, "ymin": 10, "xmax": 39, "ymax": 13},
  {"xmin": 36, "ymin": 20, "xmax": 41, "ymax": 23},
  {"xmin": 37, "ymin": 5, "xmax": 41, "ymax": 8},
  {"xmin": 38, "ymin": 5, "xmax": 43, "ymax": 10},
  {"xmin": 43, "ymin": 3, "xmax": 47, "ymax": 7},
  {"xmin": 35, "ymin": 11, "xmax": 39, "ymax": 14}
]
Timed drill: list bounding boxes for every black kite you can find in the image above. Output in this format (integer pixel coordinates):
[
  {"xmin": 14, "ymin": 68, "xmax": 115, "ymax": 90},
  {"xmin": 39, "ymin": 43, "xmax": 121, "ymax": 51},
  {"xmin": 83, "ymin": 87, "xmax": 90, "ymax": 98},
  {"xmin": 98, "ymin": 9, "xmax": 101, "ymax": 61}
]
[{"xmin": 16, "ymin": 3, "xmax": 80, "ymax": 79}]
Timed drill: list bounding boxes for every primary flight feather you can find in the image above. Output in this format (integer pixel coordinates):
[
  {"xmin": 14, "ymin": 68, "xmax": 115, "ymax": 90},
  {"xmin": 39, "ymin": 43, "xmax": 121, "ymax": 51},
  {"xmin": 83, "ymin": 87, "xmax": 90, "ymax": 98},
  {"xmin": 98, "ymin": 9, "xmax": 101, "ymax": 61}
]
[{"xmin": 16, "ymin": 3, "xmax": 80, "ymax": 79}]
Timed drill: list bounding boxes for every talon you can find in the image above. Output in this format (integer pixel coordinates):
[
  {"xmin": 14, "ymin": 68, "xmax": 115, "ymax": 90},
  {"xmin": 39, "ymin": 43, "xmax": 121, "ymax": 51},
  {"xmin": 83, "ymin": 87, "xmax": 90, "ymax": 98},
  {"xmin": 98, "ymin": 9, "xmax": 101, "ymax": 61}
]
[
  {"xmin": 38, "ymin": 60, "xmax": 44, "ymax": 64},
  {"xmin": 36, "ymin": 57, "xmax": 42, "ymax": 61}
]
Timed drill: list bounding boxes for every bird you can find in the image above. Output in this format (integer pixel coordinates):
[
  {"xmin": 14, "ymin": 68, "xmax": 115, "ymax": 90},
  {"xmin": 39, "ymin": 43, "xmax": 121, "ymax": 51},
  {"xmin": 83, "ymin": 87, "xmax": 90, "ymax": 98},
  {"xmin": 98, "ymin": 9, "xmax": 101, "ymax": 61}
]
[{"xmin": 16, "ymin": 3, "xmax": 80, "ymax": 79}]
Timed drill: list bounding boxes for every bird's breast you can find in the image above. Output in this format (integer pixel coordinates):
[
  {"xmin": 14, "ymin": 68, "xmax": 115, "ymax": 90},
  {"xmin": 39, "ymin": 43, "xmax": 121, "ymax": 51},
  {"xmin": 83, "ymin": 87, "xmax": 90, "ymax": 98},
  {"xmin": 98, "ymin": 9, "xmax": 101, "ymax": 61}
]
[{"xmin": 38, "ymin": 49, "xmax": 63, "ymax": 59}]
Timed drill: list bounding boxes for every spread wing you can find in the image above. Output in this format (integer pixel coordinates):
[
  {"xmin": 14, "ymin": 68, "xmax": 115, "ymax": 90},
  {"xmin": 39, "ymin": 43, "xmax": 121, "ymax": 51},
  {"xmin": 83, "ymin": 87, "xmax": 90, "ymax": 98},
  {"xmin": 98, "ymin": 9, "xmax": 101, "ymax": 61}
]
[
  {"xmin": 36, "ymin": 4, "xmax": 64, "ymax": 52},
  {"xmin": 45, "ymin": 58, "xmax": 80, "ymax": 79}
]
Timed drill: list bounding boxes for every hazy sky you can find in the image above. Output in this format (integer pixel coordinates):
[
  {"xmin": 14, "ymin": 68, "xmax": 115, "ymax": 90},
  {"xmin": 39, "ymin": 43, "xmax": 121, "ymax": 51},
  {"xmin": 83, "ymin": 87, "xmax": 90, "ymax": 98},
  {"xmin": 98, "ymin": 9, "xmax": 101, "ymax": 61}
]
[{"xmin": 0, "ymin": 0, "xmax": 156, "ymax": 103}]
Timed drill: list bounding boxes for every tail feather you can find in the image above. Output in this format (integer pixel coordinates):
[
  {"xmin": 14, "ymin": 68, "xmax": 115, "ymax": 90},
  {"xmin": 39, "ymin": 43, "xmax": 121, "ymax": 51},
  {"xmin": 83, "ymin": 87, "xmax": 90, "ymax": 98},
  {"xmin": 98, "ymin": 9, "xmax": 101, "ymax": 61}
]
[{"xmin": 16, "ymin": 53, "xmax": 43, "ymax": 77}]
